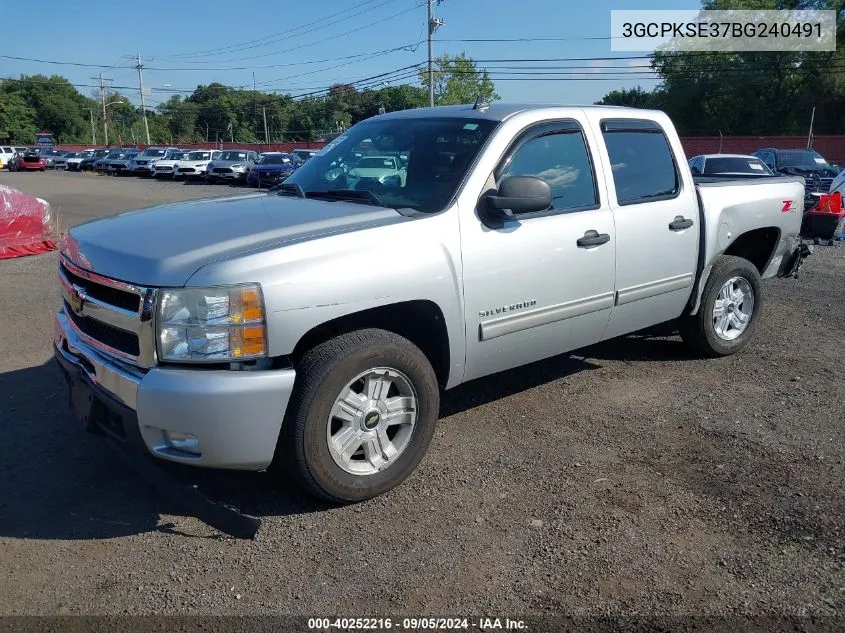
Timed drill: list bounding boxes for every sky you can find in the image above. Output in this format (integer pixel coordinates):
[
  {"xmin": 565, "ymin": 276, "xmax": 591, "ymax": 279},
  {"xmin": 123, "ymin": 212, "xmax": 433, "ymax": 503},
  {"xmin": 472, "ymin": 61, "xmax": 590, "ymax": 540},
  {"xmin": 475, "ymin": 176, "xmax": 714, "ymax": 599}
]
[{"xmin": 1, "ymin": 0, "xmax": 702, "ymax": 108}]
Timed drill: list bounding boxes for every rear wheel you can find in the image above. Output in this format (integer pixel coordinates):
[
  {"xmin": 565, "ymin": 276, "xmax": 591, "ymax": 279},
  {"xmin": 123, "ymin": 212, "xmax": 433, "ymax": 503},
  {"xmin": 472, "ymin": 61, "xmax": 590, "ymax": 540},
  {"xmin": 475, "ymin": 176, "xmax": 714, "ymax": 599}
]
[
  {"xmin": 680, "ymin": 255, "xmax": 762, "ymax": 357},
  {"xmin": 279, "ymin": 328, "xmax": 439, "ymax": 503}
]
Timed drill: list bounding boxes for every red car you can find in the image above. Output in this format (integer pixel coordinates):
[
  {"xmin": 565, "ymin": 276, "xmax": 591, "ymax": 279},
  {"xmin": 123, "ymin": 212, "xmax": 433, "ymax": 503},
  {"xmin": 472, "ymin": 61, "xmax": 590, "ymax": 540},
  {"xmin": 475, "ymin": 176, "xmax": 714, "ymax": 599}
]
[{"xmin": 9, "ymin": 151, "xmax": 46, "ymax": 172}]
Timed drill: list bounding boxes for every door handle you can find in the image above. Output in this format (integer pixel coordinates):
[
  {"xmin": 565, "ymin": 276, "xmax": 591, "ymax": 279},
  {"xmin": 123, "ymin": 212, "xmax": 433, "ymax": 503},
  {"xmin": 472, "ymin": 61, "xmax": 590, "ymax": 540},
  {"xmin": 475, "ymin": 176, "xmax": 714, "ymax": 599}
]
[
  {"xmin": 669, "ymin": 216, "xmax": 694, "ymax": 231},
  {"xmin": 576, "ymin": 230, "xmax": 611, "ymax": 248}
]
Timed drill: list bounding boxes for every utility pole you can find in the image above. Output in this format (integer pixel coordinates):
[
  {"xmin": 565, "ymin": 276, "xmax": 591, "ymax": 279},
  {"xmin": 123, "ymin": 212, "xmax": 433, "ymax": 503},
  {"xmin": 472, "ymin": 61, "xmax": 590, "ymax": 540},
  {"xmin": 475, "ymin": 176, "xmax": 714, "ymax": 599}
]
[
  {"xmin": 263, "ymin": 107, "xmax": 269, "ymax": 144},
  {"xmin": 427, "ymin": 0, "xmax": 444, "ymax": 107},
  {"xmin": 807, "ymin": 106, "xmax": 816, "ymax": 150},
  {"xmin": 92, "ymin": 73, "xmax": 111, "ymax": 146},
  {"xmin": 136, "ymin": 54, "xmax": 151, "ymax": 146},
  {"xmin": 87, "ymin": 109, "xmax": 97, "ymax": 145}
]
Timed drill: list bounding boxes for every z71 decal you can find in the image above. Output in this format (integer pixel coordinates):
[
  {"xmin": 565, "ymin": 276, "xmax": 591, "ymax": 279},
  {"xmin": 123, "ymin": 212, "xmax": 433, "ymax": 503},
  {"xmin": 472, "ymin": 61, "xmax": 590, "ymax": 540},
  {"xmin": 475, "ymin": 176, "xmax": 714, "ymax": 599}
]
[{"xmin": 782, "ymin": 200, "xmax": 795, "ymax": 213}]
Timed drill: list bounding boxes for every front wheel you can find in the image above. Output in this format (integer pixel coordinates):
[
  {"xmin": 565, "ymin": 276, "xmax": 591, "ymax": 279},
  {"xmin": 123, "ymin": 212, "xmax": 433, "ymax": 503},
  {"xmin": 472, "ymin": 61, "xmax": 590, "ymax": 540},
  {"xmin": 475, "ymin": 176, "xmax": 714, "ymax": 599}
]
[
  {"xmin": 279, "ymin": 328, "xmax": 440, "ymax": 503},
  {"xmin": 679, "ymin": 255, "xmax": 762, "ymax": 357}
]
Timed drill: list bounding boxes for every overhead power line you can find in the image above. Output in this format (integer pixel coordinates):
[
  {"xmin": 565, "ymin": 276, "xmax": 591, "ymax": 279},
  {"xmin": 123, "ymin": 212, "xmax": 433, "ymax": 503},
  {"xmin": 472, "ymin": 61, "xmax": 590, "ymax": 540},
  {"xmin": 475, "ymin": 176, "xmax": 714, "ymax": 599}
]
[{"xmin": 156, "ymin": 0, "xmax": 400, "ymax": 60}]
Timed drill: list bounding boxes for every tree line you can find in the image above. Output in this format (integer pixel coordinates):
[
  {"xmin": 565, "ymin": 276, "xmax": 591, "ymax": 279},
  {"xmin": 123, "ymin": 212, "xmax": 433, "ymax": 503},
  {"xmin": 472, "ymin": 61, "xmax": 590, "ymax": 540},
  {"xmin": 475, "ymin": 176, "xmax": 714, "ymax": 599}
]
[
  {"xmin": 0, "ymin": 54, "xmax": 498, "ymax": 145},
  {"xmin": 597, "ymin": 0, "xmax": 845, "ymax": 136},
  {"xmin": 2, "ymin": 0, "xmax": 843, "ymax": 147}
]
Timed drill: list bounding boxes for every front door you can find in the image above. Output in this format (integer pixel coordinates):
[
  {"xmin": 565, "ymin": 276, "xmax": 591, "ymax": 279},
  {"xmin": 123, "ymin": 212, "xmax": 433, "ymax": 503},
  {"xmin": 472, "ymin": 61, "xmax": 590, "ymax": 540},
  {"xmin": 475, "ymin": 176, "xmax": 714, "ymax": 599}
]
[{"xmin": 460, "ymin": 118, "xmax": 617, "ymax": 382}]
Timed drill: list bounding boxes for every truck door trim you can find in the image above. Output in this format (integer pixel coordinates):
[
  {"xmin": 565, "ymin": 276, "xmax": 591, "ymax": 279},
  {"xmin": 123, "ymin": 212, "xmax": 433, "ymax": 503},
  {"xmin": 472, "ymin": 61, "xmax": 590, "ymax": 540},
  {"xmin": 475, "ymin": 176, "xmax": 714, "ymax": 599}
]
[
  {"xmin": 479, "ymin": 291, "xmax": 616, "ymax": 341},
  {"xmin": 615, "ymin": 273, "xmax": 694, "ymax": 306}
]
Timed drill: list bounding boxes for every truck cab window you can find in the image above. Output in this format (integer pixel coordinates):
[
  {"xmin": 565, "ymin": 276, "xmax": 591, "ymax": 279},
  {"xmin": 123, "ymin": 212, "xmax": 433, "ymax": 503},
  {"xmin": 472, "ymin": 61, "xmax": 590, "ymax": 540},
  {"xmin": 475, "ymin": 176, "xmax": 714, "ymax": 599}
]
[
  {"xmin": 499, "ymin": 130, "xmax": 597, "ymax": 212},
  {"xmin": 602, "ymin": 128, "xmax": 679, "ymax": 205}
]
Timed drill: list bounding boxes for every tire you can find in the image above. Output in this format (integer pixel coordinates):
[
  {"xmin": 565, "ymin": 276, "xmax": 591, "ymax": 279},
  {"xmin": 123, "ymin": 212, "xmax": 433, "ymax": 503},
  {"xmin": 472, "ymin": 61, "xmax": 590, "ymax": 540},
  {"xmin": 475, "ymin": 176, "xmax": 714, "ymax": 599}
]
[
  {"xmin": 679, "ymin": 255, "xmax": 762, "ymax": 357},
  {"xmin": 279, "ymin": 328, "xmax": 440, "ymax": 503}
]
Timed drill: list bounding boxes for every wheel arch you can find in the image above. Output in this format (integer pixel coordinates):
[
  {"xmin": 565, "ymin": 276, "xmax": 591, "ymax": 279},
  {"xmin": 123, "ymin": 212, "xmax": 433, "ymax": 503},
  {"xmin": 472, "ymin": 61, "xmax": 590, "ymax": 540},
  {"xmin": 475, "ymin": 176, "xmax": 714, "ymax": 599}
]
[
  {"xmin": 290, "ymin": 300, "xmax": 452, "ymax": 388},
  {"xmin": 688, "ymin": 226, "xmax": 780, "ymax": 316}
]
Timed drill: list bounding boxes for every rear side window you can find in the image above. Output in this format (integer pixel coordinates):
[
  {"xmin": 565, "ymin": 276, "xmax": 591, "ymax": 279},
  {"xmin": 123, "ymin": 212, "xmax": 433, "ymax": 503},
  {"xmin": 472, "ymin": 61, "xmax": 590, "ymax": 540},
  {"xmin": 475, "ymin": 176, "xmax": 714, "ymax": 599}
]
[
  {"xmin": 601, "ymin": 120, "xmax": 679, "ymax": 205},
  {"xmin": 499, "ymin": 125, "xmax": 598, "ymax": 213}
]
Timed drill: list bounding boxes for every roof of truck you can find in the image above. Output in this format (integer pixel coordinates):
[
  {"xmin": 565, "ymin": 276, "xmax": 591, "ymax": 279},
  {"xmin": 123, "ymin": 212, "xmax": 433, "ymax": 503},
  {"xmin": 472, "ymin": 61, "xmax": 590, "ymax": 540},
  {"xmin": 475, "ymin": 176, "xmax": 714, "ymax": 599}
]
[{"xmin": 376, "ymin": 102, "xmax": 648, "ymax": 122}]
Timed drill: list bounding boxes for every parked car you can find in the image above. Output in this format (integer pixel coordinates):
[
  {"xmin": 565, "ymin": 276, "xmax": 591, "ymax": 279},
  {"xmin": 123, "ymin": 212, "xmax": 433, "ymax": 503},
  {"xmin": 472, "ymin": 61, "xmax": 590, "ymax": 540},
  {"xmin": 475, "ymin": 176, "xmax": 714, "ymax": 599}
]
[
  {"xmin": 246, "ymin": 152, "xmax": 300, "ymax": 188},
  {"xmin": 66, "ymin": 149, "xmax": 98, "ymax": 171},
  {"xmin": 291, "ymin": 148, "xmax": 319, "ymax": 163},
  {"xmin": 80, "ymin": 149, "xmax": 112, "ymax": 171},
  {"xmin": 688, "ymin": 154, "xmax": 774, "ymax": 178},
  {"xmin": 9, "ymin": 149, "xmax": 46, "ymax": 171},
  {"xmin": 38, "ymin": 148, "xmax": 65, "ymax": 169},
  {"xmin": 753, "ymin": 148, "xmax": 840, "ymax": 208},
  {"xmin": 346, "ymin": 154, "xmax": 407, "ymax": 189},
  {"xmin": 206, "ymin": 149, "xmax": 259, "ymax": 183},
  {"xmin": 53, "ymin": 103, "xmax": 810, "ymax": 514},
  {"xmin": 151, "ymin": 150, "xmax": 189, "ymax": 178},
  {"xmin": 53, "ymin": 151, "xmax": 76, "ymax": 170},
  {"xmin": 0, "ymin": 145, "xmax": 17, "ymax": 168},
  {"xmin": 128, "ymin": 147, "xmax": 180, "ymax": 177},
  {"xmin": 108, "ymin": 150, "xmax": 140, "ymax": 175},
  {"xmin": 174, "ymin": 150, "xmax": 221, "ymax": 180},
  {"xmin": 94, "ymin": 150, "xmax": 130, "ymax": 174}
]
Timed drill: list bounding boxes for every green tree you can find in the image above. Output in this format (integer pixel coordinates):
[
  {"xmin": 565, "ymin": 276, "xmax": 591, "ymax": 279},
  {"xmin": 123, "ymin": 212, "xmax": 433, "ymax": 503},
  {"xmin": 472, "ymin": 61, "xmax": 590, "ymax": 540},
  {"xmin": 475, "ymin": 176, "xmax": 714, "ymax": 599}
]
[
  {"xmin": 1, "ymin": 75, "xmax": 98, "ymax": 143},
  {"xmin": 418, "ymin": 53, "xmax": 500, "ymax": 105},
  {"xmin": 0, "ymin": 91, "xmax": 37, "ymax": 143},
  {"xmin": 596, "ymin": 86, "xmax": 664, "ymax": 108}
]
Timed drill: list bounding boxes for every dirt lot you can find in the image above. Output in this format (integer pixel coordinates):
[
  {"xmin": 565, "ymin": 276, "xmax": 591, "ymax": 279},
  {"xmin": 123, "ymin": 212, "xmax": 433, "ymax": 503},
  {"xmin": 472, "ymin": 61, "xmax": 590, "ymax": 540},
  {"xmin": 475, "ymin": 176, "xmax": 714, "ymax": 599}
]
[{"xmin": 0, "ymin": 170, "xmax": 843, "ymax": 623}]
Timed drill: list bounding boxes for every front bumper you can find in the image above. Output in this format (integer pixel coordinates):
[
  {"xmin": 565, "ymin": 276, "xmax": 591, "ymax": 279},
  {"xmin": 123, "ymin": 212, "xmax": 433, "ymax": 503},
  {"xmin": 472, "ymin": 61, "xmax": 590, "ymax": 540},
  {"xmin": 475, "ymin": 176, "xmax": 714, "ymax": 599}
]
[
  {"xmin": 210, "ymin": 170, "xmax": 245, "ymax": 180},
  {"xmin": 132, "ymin": 166, "xmax": 155, "ymax": 175},
  {"xmin": 54, "ymin": 308, "xmax": 296, "ymax": 470}
]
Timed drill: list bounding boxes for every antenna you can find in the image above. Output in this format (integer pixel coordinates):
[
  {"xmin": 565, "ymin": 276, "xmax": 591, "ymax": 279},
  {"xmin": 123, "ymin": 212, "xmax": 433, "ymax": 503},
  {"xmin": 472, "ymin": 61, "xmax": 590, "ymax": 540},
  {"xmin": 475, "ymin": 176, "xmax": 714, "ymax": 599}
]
[{"xmin": 473, "ymin": 95, "xmax": 489, "ymax": 112}]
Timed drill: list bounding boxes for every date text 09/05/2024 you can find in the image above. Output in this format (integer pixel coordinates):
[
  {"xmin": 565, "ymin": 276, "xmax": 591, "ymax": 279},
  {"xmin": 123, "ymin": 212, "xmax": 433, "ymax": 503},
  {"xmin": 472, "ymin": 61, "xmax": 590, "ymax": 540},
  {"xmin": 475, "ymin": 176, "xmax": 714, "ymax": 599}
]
[{"xmin": 307, "ymin": 617, "xmax": 528, "ymax": 630}]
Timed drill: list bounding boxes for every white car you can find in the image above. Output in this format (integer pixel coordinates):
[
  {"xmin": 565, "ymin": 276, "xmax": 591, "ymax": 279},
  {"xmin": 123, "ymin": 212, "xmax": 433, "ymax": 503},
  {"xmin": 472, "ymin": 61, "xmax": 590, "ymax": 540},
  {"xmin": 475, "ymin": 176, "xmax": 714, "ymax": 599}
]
[
  {"xmin": 66, "ymin": 149, "xmax": 98, "ymax": 171},
  {"xmin": 0, "ymin": 146, "xmax": 17, "ymax": 168},
  {"xmin": 174, "ymin": 150, "xmax": 222, "ymax": 179},
  {"xmin": 347, "ymin": 155, "xmax": 407, "ymax": 189},
  {"xmin": 152, "ymin": 150, "xmax": 190, "ymax": 178}
]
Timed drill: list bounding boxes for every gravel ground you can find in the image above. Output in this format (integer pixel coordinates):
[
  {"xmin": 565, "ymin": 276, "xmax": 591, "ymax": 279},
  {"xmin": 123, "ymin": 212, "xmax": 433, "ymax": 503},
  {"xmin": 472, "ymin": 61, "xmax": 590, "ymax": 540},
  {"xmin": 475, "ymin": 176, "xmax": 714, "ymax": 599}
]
[{"xmin": 0, "ymin": 171, "xmax": 843, "ymax": 622}]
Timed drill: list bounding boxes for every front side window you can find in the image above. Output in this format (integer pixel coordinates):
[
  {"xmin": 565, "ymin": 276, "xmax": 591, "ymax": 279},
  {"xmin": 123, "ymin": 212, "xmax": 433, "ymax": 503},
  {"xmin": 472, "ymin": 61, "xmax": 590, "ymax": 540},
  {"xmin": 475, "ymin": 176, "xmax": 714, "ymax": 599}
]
[
  {"xmin": 499, "ymin": 128, "xmax": 598, "ymax": 212},
  {"xmin": 284, "ymin": 117, "xmax": 498, "ymax": 212},
  {"xmin": 602, "ymin": 122, "xmax": 679, "ymax": 205}
]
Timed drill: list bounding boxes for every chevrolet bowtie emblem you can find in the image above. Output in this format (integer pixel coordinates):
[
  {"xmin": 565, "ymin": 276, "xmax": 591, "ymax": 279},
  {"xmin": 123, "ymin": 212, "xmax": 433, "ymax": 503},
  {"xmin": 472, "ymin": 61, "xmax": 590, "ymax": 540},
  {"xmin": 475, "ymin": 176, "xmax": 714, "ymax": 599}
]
[{"xmin": 69, "ymin": 285, "xmax": 86, "ymax": 315}]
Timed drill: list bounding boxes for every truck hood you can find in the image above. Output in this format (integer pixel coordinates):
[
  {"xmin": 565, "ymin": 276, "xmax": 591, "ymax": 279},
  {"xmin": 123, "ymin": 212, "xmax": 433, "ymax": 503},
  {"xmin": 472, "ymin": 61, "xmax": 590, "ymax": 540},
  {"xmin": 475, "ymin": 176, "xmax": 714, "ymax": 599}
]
[{"xmin": 63, "ymin": 193, "xmax": 408, "ymax": 287}]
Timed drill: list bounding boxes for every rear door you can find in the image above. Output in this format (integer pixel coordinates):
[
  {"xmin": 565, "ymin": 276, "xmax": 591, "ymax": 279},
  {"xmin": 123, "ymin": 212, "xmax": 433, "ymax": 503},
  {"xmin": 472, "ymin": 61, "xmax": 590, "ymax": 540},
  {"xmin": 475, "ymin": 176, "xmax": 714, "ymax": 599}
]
[
  {"xmin": 461, "ymin": 118, "xmax": 617, "ymax": 381},
  {"xmin": 584, "ymin": 115, "xmax": 700, "ymax": 340}
]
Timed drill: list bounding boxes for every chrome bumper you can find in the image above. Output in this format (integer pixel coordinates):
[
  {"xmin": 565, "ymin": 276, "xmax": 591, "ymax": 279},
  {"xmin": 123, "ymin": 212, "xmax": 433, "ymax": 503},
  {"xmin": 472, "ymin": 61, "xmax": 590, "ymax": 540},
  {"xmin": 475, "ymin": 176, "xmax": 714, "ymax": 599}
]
[{"xmin": 54, "ymin": 308, "xmax": 297, "ymax": 470}]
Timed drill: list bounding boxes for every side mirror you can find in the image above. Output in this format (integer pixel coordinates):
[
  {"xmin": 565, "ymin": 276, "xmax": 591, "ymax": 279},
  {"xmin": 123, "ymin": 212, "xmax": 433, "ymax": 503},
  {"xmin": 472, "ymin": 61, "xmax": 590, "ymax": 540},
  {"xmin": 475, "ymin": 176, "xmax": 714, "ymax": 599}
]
[
  {"xmin": 484, "ymin": 176, "xmax": 552, "ymax": 218},
  {"xmin": 690, "ymin": 165, "xmax": 701, "ymax": 175}
]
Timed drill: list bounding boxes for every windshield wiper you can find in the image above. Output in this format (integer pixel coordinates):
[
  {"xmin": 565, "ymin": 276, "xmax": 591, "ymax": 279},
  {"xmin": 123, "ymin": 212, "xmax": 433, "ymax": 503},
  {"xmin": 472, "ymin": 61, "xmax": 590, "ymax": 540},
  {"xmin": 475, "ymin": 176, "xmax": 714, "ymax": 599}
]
[
  {"xmin": 274, "ymin": 182, "xmax": 306, "ymax": 198},
  {"xmin": 305, "ymin": 189, "xmax": 386, "ymax": 207}
]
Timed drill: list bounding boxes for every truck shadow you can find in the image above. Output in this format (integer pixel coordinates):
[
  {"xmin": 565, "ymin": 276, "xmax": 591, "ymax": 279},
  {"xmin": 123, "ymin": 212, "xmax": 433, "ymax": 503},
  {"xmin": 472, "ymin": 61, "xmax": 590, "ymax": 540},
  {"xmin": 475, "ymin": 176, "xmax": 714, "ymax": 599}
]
[{"xmin": 0, "ymin": 327, "xmax": 694, "ymax": 541}]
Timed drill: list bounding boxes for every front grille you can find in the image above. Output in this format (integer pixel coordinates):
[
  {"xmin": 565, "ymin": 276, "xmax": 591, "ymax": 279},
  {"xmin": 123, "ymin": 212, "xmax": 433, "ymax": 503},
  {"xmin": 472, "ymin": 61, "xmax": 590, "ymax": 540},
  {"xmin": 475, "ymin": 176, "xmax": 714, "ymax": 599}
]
[
  {"xmin": 60, "ymin": 262, "xmax": 140, "ymax": 312},
  {"xmin": 112, "ymin": 164, "xmax": 126, "ymax": 170},
  {"xmin": 156, "ymin": 166, "xmax": 173, "ymax": 171},
  {"xmin": 806, "ymin": 178, "xmax": 834, "ymax": 193},
  {"xmin": 65, "ymin": 301, "xmax": 140, "ymax": 356},
  {"xmin": 178, "ymin": 167, "xmax": 195, "ymax": 173},
  {"xmin": 214, "ymin": 167, "xmax": 233, "ymax": 174},
  {"xmin": 136, "ymin": 161, "xmax": 148, "ymax": 165}
]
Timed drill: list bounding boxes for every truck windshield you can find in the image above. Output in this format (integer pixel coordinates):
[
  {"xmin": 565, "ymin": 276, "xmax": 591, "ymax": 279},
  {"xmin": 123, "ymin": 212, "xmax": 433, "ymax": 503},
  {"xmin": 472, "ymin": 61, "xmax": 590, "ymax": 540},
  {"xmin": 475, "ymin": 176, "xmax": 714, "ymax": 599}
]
[
  {"xmin": 777, "ymin": 151, "xmax": 830, "ymax": 169},
  {"xmin": 283, "ymin": 117, "xmax": 499, "ymax": 212}
]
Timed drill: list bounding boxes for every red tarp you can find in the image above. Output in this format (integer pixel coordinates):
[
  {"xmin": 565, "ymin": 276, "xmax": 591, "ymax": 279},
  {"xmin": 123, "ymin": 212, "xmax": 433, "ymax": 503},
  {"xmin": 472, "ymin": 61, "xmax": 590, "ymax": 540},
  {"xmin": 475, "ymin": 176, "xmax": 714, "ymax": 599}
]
[{"xmin": 0, "ymin": 185, "xmax": 57, "ymax": 260}]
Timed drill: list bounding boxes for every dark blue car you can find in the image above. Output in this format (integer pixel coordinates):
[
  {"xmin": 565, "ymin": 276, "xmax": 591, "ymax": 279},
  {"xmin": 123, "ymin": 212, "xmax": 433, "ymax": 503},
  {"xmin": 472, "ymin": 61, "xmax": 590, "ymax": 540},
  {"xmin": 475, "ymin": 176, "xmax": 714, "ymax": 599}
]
[{"xmin": 246, "ymin": 153, "xmax": 301, "ymax": 188}]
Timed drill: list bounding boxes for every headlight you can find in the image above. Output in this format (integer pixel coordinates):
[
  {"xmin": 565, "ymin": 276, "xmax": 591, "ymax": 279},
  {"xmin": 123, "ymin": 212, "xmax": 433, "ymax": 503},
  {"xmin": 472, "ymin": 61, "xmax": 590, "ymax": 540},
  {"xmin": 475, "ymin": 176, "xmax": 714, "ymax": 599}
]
[
  {"xmin": 196, "ymin": 163, "xmax": 208, "ymax": 168},
  {"xmin": 231, "ymin": 163, "xmax": 246, "ymax": 169},
  {"xmin": 156, "ymin": 284, "xmax": 267, "ymax": 362}
]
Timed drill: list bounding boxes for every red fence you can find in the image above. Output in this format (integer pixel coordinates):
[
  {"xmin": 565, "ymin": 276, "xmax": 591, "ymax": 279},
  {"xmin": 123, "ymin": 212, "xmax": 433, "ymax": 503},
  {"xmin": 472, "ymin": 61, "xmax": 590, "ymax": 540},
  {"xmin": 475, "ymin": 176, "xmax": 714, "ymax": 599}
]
[{"xmin": 55, "ymin": 135, "xmax": 845, "ymax": 164}]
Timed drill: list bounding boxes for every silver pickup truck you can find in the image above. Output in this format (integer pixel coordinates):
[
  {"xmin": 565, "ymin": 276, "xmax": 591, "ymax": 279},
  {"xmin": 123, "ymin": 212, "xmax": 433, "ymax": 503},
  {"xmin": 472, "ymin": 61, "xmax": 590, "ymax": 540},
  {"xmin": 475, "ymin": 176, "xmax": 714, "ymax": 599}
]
[{"xmin": 54, "ymin": 103, "xmax": 809, "ymax": 503}]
